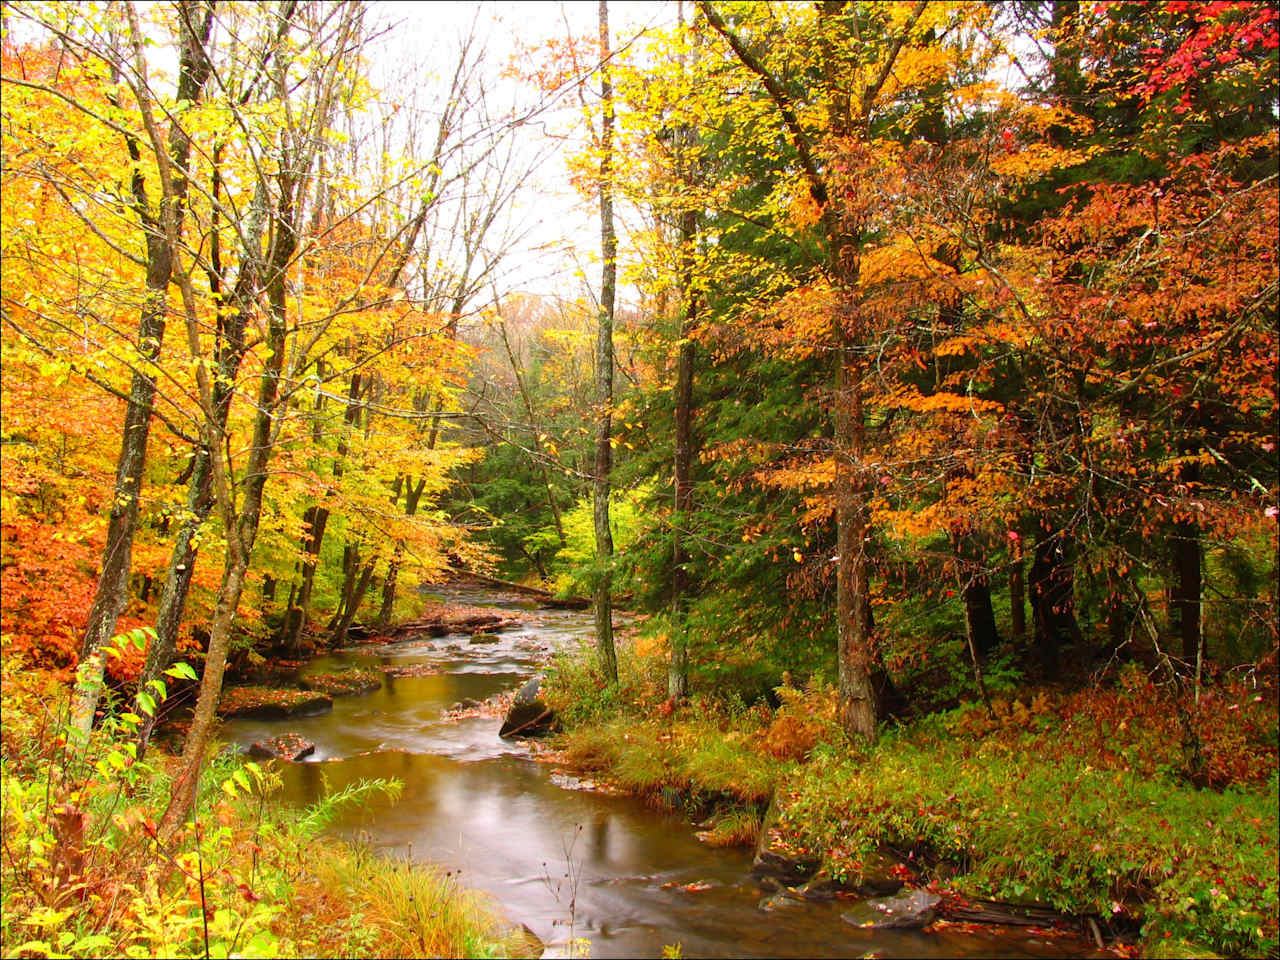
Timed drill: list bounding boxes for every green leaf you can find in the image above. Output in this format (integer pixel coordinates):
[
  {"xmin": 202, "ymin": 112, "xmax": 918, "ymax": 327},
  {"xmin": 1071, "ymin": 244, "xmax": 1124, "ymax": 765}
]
[
  {"xmin": 165, "ymin": 662, "xmax": 198, "ymax": 681},
  {"xmin": 136, "ymin": 692, "xmax": 156, "ymax": 717}
]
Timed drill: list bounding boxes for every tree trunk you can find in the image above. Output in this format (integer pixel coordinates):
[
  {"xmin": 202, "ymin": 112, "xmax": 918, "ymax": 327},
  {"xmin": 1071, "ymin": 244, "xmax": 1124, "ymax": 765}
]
[
  {"xmin": 330, "ymin": 559, "xmax": 375, "ymax": 647},
  {"xmin": 1171, "ymin": 464, "xmax": 1202, "ymax": 666},
  {"xmin": 834, "ymin": 343, "xmax": 877, "ymax": 742},
  {"xmin": 1009, "ymin": 537, "xmax": 1027, "ymax": 642},
  {"xmin": 160, "ymin": 194, "xmax": 296, "ymax": 841},
  {"xmin": 137, "ymin": 139, "xmax": 268, "ymax": 754},
  {"xmin": 592, "ymin": 0, "xmax": 618, "ymax": 683},
  {"xmin": 1029, "ymin": 524, "xmax": 1083, "ymax": 680},
  {"xmin": 73, "ymin": 7, "xmax": 214, "ymax": 738},
  {"xmin": 669, "ymin": 205, "xmax": 697, "ymax": 700},
  {"xmin": 963, "ymin": 577, "xmax": 1001, "ymax": 660},
  {"xmin": 282, "ymin": 504, "xmax": 329, "ymax": 650}
]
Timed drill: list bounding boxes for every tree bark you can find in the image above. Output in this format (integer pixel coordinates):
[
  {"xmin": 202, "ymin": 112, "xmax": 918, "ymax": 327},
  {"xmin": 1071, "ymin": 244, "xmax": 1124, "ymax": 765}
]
[
  {"xmin": 1029, "ymin": 524, "xmax": 1083, "ymax": 680},
  {"xmin": 1009, "ymin": 537, "xmax": 1027, "ymax": 642},
  {"xmin": 699, "ymin": 0, "xmax": 926, "ymax": 743},
  {"xmin": 160, "ymin": 180, "xmax": 297, "ymax": 841},
  {"xmin": 669, "ymin": 204, "xmax": 698, "ymax": 700},
  {"xmin": 137, "ymin": 146, "xmax": 269, "ymax": 754},
  {"xmin": 593, "ymin": 0, "xmax": 618, "ymax": 683},
  {"xmin": 964, "ymin": 579, "xmax": 1001, "ymax": 659},
  {"xmin": 1171, "ymin": 462, "xmax": 1202, "ymax": 666}
]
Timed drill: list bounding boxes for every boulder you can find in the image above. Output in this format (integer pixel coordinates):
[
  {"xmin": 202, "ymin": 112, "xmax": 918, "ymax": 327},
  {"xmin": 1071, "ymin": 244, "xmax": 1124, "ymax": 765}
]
[
  {"xmin": 217, "ymin": 686, "xmax": 333, "ymax": 720},
  {"xmin": 300, "ymin": 668, "xmax": 382, "ymax": 697},
  {"xmin": 247, "ymin": 734, "xmax": 315, "ymax": 762},
  {"xmin": 498, "ymin": 676, "xmax": 555, "ymax": 738},
  {"xmin": 841, "ymin": 888, "xmax": 941, "ymax": 931}
]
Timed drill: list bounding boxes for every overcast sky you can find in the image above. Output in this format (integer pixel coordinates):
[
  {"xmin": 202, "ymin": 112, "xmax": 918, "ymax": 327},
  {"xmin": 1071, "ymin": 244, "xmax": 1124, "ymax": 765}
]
[{"xmin": 365, "ymin": 1, "xmax": 677, "ymax": 309}]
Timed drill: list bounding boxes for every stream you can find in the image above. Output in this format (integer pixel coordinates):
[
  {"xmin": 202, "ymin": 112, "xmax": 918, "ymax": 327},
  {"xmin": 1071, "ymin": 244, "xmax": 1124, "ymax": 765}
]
[{"xmin": 219, "ymin": 585, "xmax": 1099, "ymax": 959}]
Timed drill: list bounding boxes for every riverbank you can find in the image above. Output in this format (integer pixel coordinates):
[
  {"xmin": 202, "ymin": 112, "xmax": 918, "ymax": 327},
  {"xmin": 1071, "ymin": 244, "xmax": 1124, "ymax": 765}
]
[
  {"xmin": 540, "ymin": 643, "xmax": 1279, "ymax": 959},
  {"xmin": 0, "ymin": 657, "xmax": 535, "ymax": 959}
]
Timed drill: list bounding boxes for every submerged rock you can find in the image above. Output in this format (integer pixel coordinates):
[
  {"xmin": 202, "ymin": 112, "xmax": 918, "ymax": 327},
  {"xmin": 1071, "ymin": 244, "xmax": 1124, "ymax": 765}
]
[
  {"xmin": 469, "ymin": 632, "xmax": 501, "ymax": 645},
  {"xmin": 246, "ymin": 734, "xmax": 315, "ymax": 762},
  {"xmin": 498, "ymin": 676, "xmax": 555, "ymax": 738},
  {"xmin": 841, "ymin": 888, "xmax": 941, "ymax": 930},
  {"xmin": 757, "ymin": 890, "xmax": 806, "ymax": 912}
]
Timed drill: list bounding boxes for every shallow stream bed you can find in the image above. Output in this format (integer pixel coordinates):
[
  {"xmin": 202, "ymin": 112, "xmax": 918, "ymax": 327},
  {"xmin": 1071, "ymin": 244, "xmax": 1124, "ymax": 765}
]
[{"xmin": 219, "ymin": 586, "xmax": 1102, "ymax": 959}]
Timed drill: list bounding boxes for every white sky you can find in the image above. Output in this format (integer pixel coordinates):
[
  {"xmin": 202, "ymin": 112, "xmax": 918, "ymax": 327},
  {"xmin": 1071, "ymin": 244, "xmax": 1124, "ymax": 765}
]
[{"xmin": 365, "ymin": 1, "xmax": 677, "ymax": 308}]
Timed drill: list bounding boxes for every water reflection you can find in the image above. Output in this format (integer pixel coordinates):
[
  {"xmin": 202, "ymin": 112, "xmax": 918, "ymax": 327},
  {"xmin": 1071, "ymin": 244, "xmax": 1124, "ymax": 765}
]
[{"xmin": 220, "ymin": 587, "xmax": 1099, "ymax": 959}]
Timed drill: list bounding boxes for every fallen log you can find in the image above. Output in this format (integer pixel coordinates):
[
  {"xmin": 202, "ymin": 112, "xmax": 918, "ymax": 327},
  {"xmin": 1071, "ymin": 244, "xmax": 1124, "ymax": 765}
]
[
  {"xmin": 347, "ymin": 609, "xmax": 521, "ymax": 643},
  {"xmin": 937, "ymin": 895, "xmax": 1084, "ymax": 928},
  {"xmin": 458, "ymin": 573, "xmax": 591, "ymax": 609}
]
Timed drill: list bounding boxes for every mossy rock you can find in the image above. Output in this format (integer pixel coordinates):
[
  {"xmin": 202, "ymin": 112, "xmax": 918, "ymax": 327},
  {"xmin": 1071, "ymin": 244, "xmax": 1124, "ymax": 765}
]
[
  {"xmin": 217, "ymin": 686, "xmax": 333, "ymax": 720},
  {"xmin": 299, "ymin": 668, "xmax": 383, "ymax": 697},
  {"xmin": 247, "ymin": 733, "xmax": 315, "ymax": 761}
]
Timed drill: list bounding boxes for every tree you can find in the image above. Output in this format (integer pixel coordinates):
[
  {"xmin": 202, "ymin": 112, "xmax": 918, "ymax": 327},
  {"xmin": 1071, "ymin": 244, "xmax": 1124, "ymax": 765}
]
[{"xmin": 592, "ymin": 0, "xmax": 619, "ymax": 682}]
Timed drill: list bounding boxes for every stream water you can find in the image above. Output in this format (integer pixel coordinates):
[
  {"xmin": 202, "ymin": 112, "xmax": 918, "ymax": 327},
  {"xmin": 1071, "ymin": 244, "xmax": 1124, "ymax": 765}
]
[{"xmin": 219, "ymin": 586, "xmax": 1100, "ymax": 959}]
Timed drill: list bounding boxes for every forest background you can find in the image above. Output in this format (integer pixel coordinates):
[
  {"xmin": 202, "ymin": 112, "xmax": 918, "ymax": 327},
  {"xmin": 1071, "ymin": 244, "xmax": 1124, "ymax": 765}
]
[{"xmin": 0, "ymin": 1, "xmax": 1276, "ymax": 958}]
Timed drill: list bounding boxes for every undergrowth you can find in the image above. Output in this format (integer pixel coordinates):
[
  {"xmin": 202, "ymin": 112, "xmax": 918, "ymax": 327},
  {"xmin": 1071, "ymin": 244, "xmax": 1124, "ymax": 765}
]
[
  {"xmin": 546, "ymin": 633, "xmax": 1279, "ymax": 958},
  {"xmin": 1, "ymin": 635, "xmax": 519, "ymax": 959}
]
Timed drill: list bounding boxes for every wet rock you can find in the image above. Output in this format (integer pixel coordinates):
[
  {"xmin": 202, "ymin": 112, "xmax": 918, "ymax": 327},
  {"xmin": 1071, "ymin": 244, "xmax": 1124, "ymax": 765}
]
[
  {"xmin": 757, "ymin": 890, "xmax": 806, "ymax": 912},
  {"xmin": 217, "ymin": 686, "xmax": 333, "ymax": 720},
  {"xmin": 498, "ymin": 676, "xmax": 555, "ymax": 738},
  {"xmin": 843, "ymin": 848, "xmax": 908, "ymax": 895},
  {"xmin": 246, "ymin": 734, "xmax": 315, "ymax": 762},
  {"xmin": 455, "ymin": 698, "xmax": 481, "ymax": 710},
  {"xmin": 797, "ymin": 868, "xmax": 840, "ymax": 901},
  {"xmin": 842, "ymin": 888, "xmax": 941, "ymax": 930},
  {"xmin": 751, "ymin": 792, "xmax": 820, "ymax": 884},
  {"xmin": 470, "ymin": 632, "xmax": 501, "ymax": 645},
  {"xmin": 300, "ymin": 668, "xmax": 382, "ymax": 697}
]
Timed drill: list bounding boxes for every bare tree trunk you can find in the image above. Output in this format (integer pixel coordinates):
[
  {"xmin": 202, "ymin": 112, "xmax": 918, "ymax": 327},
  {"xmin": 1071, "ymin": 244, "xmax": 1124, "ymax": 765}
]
[
  {"xmin": 160, "ymin": 192, "xmax": 297, "ymax": 841},
  {"xmin": 698, "ymin": 0, "xmax": 927, "ymax": 744},
  {"xmin": 668, "ymin": 0, "xmax": 699, "ymax": 701},
  {"xmin": 834, "ymin": 341, "xmax": 877, "ymax": 742},
  {"xmin": 1171, "ymin": 463, "xmax": 1202, "ymax": 666},
  {"xmin": 73, "ymin": 5, "xmax": 214, "ymax": 737},
  {"xmin": 1030, "ymin": 523, "xmax": 1083, "ymax": 680},
  {"xmin": 1009, "ymin": 536, "xmax": 1027, "ymax": 641},
  {"xmin": 282, "ymin": 504, "xmax": 329, "ymax": 649},
  {"xmin": 593, "ymin": 0, "xmax": 618, "ymax": 683},
  {"xmin": 669, "ymin": 204, "xmax": 697, "ymax": 699},
  {"xmin": 137, "ymin": 148, "xmax": 268, "ymax": 754}
]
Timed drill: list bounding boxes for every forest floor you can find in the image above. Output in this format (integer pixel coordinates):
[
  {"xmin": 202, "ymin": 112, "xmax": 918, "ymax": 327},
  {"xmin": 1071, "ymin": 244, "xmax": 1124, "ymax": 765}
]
[{"xmin": 540, "ymin": 641, "xmax": 1280, "ymax": 959}]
